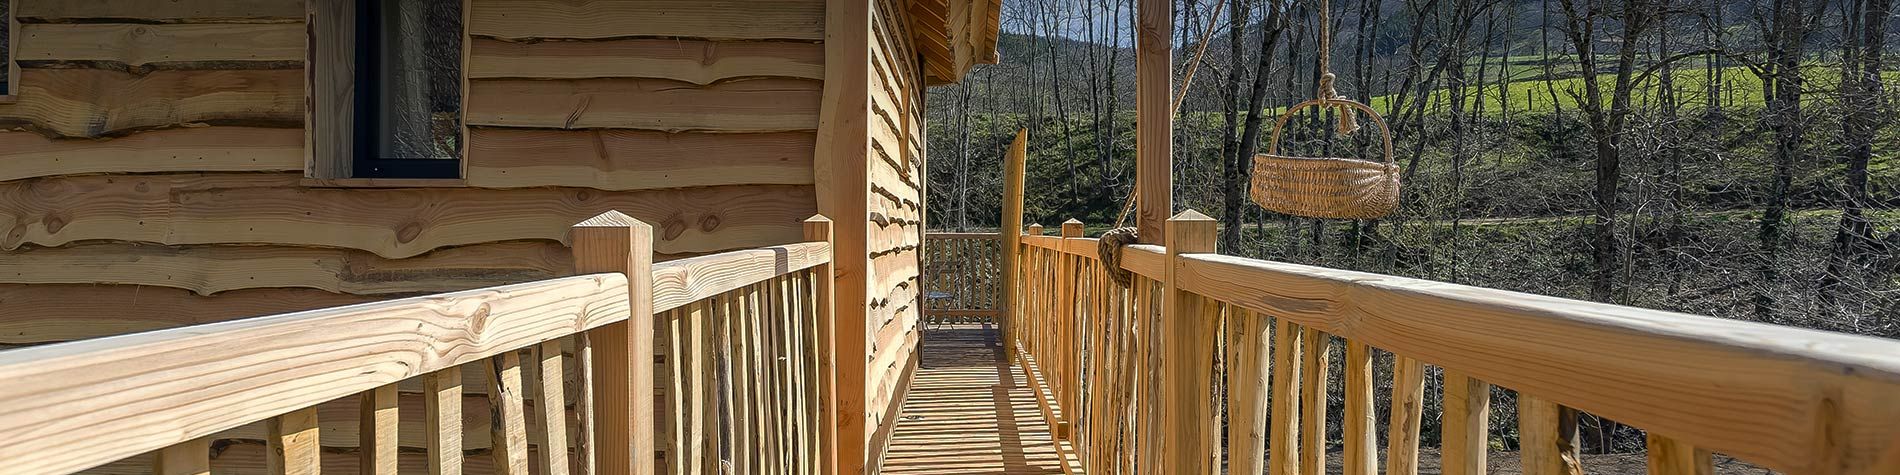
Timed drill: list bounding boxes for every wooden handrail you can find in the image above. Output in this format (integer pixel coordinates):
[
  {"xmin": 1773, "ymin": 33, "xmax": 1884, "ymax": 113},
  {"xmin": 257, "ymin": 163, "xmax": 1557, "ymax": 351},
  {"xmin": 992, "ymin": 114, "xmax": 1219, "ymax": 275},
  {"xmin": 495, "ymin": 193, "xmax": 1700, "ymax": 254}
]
[
  {"xmin": 923, "ymin": 231, "xmax": 1001, "ymax": 239},
  {"xmin": 651, "ymin": 241, "xmax": 831, "ymax": 314},
  {"xmin": 1009, "ymin": 211, "xmax": 1900, "ymax": 475},
  {"xmin": 0, "ymin": 273, "xmax": 631, "ymax": 474}
]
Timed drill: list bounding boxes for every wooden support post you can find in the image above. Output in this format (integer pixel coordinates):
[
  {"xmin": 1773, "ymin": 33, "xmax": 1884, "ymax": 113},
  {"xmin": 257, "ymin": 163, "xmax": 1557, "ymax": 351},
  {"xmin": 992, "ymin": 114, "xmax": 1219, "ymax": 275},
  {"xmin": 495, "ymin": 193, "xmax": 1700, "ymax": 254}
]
[
  {"xmin": 1135, "ymin": 0, "xmax": 1174, "ymax": 244},
  {"xmin": 1162, "ymin": 210, "xmax": 1217, "ymax": 473},
  {"xmin": 1519, "ymin": 395, "xmax": 1582, "ymax": 475},
  {"xmin": 815, "ymin": 0, "xmax": 873, "ymax": 470},
  {"xmin": 360, "ymin": 384, "xmax": 400, "ymax": 474},
  {"xmin": 1058, "ymin": 219, "xmax": 1083, "ymax": 434},
  {"xmin": 999, "ymin": 129, "xmax": 1027, "ymax": 361},
  {"xmin": 570, "ymin": 211, "xmax": 656, "ymax": 475},
  {"xmin": 1442, "ymin": 369, "xmax": 1490, "ymax": 475},
  {"xmin": 804, "ymin": 215, "xmax": 839, "ymax": 475}
]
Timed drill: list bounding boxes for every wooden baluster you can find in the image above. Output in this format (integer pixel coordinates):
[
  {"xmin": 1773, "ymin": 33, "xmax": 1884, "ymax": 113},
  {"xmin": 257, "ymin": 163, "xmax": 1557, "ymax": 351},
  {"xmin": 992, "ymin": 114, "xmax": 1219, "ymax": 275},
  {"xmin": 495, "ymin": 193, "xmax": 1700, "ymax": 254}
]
[
  {"xmin": 691, "ymin": 300, "xmax": 717, "ymax": 472},
  {"xmin": 153, "ymin": 438, "xmax": 211, "ymax": 475},
  {"xmin": 1061, "ymin": 219, "xmax": 1084, "ymax": 434},
  {"xmin": 1342, "ymin": 341, "xmax": 1376, "ymax": 475},
  {"xmin": 711, "ymin": 293, "xmax": 736, "ymax": 475},
  {"xmin": 1161, "ymin": 211, "xmax": 1218, "ymax": 473},
  {"xmin": 1269, "ymin": 320, "xmax": 1304, "ymax": 475},
  {"xmin": 361, "ymin": 384, "xmax": 400, "ymax": 474},
  {"xmin": 536, "ymin": 341, "xmax": 572, "ymax": 475},
  {"xmin": 662, "ymin": 305, "xmax": 688, "ymax": 475},
  {"xmin": 1299, "ymin": 329, "xmax": 1332, "ymax": 475},
  {"xmin": 570, "ymin": 211, "xmax": 656, "ymax": 475},
  {"xmin": 425, "ymin": 366, "xmax": 465, "ymax": 475},
  {"xmin": 802, "ymin": 215, "xmax": 838, "ymax": 475},
  {"xmin": 268, "ymin": 407, "xmax": 320, "ymax": 475},
  {"xmin": 730, "ymin": 287, "xmax": 756, "ymax": 475},
  {"xmin": 1518, "ymin": 394, "xmax": 1582, "ymax": 475},
  {"xmin": 1645, "ymin": 433, "xmax": 1713, "ymax": 475},
  {"xmin": 1442, "ymin": 369, "xmax": 1490, "ymax": 475},
  {"xmin": 490, "ymin": 351, "xmax": 532, "ymax": 475},
  {"xmin": 1386, "ymin": 356, "xmax": 1425, "ymax": 475},
  {"xmin": 1226, "ymin": 308, "xmax": 1270, "ymax": 475}
]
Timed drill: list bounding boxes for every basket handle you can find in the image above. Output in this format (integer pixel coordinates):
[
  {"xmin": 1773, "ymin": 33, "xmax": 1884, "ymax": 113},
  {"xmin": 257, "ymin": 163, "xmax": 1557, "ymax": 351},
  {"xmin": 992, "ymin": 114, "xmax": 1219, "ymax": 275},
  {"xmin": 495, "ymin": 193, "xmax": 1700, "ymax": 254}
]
[{"xmin": 1265, "ymin": 98, "xmax": 1396, "ymax": 167}]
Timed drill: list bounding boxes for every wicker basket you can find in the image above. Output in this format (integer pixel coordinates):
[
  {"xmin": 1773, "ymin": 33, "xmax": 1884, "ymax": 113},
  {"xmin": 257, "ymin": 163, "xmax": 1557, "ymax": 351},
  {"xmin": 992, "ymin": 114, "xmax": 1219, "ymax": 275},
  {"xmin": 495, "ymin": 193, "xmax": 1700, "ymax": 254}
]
[{"xmin": 1250, "ymin": 97, "xmax": 1400, "ymax": 219}]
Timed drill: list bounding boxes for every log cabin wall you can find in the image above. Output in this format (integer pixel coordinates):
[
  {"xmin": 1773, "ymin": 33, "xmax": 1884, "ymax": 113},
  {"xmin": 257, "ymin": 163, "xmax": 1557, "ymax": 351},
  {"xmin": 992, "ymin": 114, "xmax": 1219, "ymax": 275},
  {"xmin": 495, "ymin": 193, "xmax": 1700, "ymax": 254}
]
[
  {"xmin": 864, "ymin": 0, "xmax": 929, "ymax": 463},
  {"xmin": 0, "ymin": 0, "xmax": 824, "ymax": 347}
]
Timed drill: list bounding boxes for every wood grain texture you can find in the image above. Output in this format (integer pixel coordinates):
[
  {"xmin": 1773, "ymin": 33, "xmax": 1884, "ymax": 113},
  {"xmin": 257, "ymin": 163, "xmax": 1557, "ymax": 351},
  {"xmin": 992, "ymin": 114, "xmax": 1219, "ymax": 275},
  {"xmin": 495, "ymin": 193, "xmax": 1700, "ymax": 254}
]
[
  {"xmin": 268, "ymin": 408, "xmax": 321, "ymax": 475},
  {"xmin": 468, "ymin": 77, "xmax": 820, "ymax": 132},
  {"xmin": 467, "ymin": 0, "xmax": 824, "ymax": 40},
  {"xmin": 0, "ymin": 68, "xmax": 301, "ymax": 138},
  {"xmin": 469, "ymin": 38, "xmax": 822, "ymax": 84},
  {"xmin": 1645, "ymin": 433, "xmax": 1713, "ymax": 475},
  {"xmin": 305, "ymin": 0, "xmax": 354, "ymax": 179},
  {"xmin": 152, "ymin": 438, "xmax": 212, "ymax": 475},
  {"xmin": 569, "ymin": 210, "xmax": 656, "ymax": 475},
  {"xmin": 0, "ymin": 241, "xmax": 571, "ymax": 296},
  {"xmin": 16, "ymin": 23, "xmax": 304, "ymax": 70},
  {"xmin": 1268, "ymin": 319, "xmax": 1303, "ymax": 475},
  {"xmin": 0, "ymin": 127, "xmax": 302, "ymax": 181},
  {"xmin": 1225, "ymin": 308, "xmax": 1270, "ymax": 475},
  {"xmin": 1517, "ymin": 395, "xmax": 1581, "ymax": 475},
  {"xmin": 466, "ymin": 128, "xmax": 815, "ymax": 190},
  {"xmin": 0, "ymin": 284, "xmax": 379, "ymax": 344},
  {"xmin": 1387, "ymin": 356, "xmax": 1426, "ymax": 475},
  {"xmin": 1160, "ymin": 211, "xmax": 1217, "ymax": 473},
  {"xmin": 1133, "ymin": 0, "xmax": 1172, "ymax": 244},
  {"xmin": 648, "ymin": 242, "xmax": 831, "ymax": 314},
  {"xmin": 1176, "ymin": 253, "xmax": 1900, "ymax": 475},
  {"xmin": 0, "ymin": 274, "xmax": 630, "ymax": 474},
  {"xmin": 488, "ymin": 351, "xmax": 532, "ymax": 475},
  {"xmin": 812, "ymin": 0, "xmax": 874, "ymax": 469},
  {"xmin": 0, "ymin": 174, "xmax": 813, "ymax": 258},
  {"xmin": 360, "ymin": 385, "xmax": 401, "ymax": 474},
  {"xmin": 424, "ymin": 366, "xmax": 466, "ymax": 475},
  {"xmin": 1341, "ymin": 341, "xmax": 1377, "ymax": 475},
  {"xmin": 1441, "ymin": 369, "xmax": 1489, "ymax": 475},
  {"xmin": 15, "ymin": 0, "xmax": 305, "ymax": 23}
]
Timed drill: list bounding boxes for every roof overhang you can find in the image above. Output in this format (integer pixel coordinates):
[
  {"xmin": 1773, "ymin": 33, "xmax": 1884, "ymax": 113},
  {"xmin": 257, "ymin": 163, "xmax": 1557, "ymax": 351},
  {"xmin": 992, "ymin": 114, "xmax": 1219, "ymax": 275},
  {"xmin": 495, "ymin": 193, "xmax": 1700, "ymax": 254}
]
[{"xmin": 910, "ymin": 0, "xmax": 1001, "ymax": 85}]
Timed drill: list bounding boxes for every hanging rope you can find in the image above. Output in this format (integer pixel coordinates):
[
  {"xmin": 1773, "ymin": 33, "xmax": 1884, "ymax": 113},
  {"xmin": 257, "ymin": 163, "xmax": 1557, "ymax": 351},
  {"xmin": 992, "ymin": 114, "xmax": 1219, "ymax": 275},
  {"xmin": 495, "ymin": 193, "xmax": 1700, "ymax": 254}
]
[{"xmin": 1314, "ymin": 0, "xmax": 1361, "ymax": 135}]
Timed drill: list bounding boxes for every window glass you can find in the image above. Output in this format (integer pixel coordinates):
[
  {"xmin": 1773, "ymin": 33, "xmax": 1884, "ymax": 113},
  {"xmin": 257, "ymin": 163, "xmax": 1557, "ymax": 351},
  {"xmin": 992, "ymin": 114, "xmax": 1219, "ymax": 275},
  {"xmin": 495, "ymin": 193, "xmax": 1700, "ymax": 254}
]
[{"xmin": 356, "ymin": 0, "xmax": 462, "ymax": 178}]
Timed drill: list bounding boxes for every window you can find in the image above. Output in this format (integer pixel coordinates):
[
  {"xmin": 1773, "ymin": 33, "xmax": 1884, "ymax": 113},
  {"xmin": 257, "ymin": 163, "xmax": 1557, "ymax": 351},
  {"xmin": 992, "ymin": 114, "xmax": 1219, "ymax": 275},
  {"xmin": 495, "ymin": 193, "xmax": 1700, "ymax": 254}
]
[{"xmin": 309, "ymin": 0, "xmax": 464, "ymax": 181}]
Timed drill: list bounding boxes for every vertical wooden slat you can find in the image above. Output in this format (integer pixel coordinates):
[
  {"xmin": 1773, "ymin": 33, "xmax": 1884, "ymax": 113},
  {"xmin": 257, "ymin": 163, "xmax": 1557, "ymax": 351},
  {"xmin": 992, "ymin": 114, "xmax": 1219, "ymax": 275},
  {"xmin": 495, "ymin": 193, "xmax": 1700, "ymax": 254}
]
[
  {"xmin": 689, "ymin": 300, "xmax": 715, "ymax": 471},
  {"xmin": 425, "ymin": 366, "xmax": 465, "ymax": 475},
  {"xmin": 575, "ymin": 333, "xmax": 597, "ymax": 475},
  {"xmin": 490, "ymin": 351, "xmax": 532, "ymax": 475},
  {"xmin": 664, "ymin": 306, "xmax": 688, "ymax": 475},
  {"xmin": 729, "ymin": 287, "xmax": 756, "ymax": 475},
  {"xmin": 802, "ymin": 216, "xmax": 838, "ymax": 475},
  {"xmin": 1160, "ymin": 209, "xmax": 1219, "ymax": 473},
  {"xmin": 536, "ymin": 341, "xmax": 572, "ymax": 475},
  {"xmin": 570, "ymin": 211, "xmax": 657, "ymax": 475},
  {"xmin": 361, "ymin": 384, "xmax": 400, "ymax": 475},
  {"xmin": 1518, "ymin": 394, "xmax": 1582, "ymax": 475},
  {"xmin": 1268, "ymin": 319, "xmax": 1304, "ymax": 475},
  {"xmin": 1441, "ymin": 369, "xmax": 1490, "ymax": 475},
  {"xmin": 1226, "ymin": 308, "xmax": 1270, "ymax": 475},
  {"xmin": 1645, "ymin": 433, "xmax": 1714, "ymax": 475},
  {"xmin": 1342, "ymin": 341, "xmax": 1376, "ymax": 475},
  {"xmin": 1386, "ymin": 356, "xmax": 1425, "ymax": 475},
  {"xmin": 267, "ymin": 407, "xmax": 320, "ymax": 475},
  {"xmin": 153, "ymin": 438, "xmax": 211, "ymax": 475},
  {"xmin": 1298, "ymin": 329, "xmax": 1332, "ymax": 475},
  {"xmin": 999, "ymin": 130, "xmax": 1027, "ymax": 360}
]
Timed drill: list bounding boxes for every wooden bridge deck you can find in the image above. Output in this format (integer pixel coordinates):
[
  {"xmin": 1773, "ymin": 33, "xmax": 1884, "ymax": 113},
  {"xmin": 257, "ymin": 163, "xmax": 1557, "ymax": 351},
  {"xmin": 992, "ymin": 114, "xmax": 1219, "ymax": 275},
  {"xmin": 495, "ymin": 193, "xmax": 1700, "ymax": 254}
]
[{"xmin": 880, "ymin": 323, "xmax": 1067, "ymax": 474}]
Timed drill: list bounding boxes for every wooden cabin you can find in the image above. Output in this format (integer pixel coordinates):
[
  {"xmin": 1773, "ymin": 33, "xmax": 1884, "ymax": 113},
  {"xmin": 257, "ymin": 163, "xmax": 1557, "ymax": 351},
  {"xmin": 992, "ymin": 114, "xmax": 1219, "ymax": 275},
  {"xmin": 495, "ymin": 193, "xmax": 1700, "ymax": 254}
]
[
  {"xmin": 0, "ymin": 0, "xmax": 997, "ymax": 473},
  {"xmin": 4, "ymin": 1, "xmax": 1900, "ymax": 475}
]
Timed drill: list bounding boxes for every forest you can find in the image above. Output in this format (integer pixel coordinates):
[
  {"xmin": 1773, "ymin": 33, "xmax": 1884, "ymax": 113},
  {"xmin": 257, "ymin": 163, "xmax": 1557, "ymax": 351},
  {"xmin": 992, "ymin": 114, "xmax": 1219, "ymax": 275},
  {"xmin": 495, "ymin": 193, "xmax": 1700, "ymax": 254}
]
[{"xmin": 924, "ymin": 0, "xmax": 1897, "ymax": 464}]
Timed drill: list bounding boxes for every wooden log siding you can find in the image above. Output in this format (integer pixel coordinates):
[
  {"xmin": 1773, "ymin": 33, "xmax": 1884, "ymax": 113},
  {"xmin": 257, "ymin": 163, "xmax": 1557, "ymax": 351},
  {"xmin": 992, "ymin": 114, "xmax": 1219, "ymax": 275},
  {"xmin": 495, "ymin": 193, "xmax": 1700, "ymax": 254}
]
[
  {"xmin": 0, "ymin": 213, "xmax": 837, "ymax": 475},
  {"xmin": 1012, "ymin": 212, "xmax": 1900, "ymax": 475}
]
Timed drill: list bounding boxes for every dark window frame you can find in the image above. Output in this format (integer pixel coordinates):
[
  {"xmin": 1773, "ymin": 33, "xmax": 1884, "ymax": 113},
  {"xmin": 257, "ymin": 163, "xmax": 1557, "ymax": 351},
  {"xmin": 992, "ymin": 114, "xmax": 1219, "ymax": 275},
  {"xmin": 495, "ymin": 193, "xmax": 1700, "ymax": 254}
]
[{"xmin": 348, "ymin": 0, "xmax": 463, "ymax": 180}]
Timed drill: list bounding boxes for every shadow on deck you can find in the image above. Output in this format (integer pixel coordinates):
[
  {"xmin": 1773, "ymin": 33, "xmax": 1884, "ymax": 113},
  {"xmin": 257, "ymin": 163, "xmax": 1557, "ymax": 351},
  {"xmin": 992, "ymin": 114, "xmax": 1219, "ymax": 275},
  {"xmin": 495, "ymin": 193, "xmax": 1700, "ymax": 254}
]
[{"xmin": 881, "ymin": 323, "xmax": 1066, "ymax": 474}]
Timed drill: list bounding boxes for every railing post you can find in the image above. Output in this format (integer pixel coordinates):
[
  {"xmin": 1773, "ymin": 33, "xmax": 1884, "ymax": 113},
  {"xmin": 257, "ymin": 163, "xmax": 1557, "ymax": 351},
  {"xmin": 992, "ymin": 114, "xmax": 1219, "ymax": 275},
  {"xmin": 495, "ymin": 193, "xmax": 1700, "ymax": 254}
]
[
  {"xmin": 1058, "ymin": 219, "xmax": 1084, "ymax": 437},
  {"xmin": 804, "ymin": 215, "xmax": 838, "ymax": 475},
  {"xmin": 999, "ymin": 129, "xmax": 1028, "ymax": 362},
  {"xmin": 1162, "ymin": 210, "xmax": 1217, "ymax": 474},
  {"xmin": 571, "ymin": 211, "xmax": 656, "ymax": 475}
]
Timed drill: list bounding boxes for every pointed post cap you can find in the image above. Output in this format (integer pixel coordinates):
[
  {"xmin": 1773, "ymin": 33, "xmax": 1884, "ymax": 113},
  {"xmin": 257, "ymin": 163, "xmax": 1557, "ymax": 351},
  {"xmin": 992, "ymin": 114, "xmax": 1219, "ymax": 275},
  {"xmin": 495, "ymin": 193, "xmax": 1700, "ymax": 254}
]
[
  {"xmin": 803, "ymin": 214, "xmax": 833, "ymax": 241},
  {"xmin": 1060, "ymin": 219, "xmax": 1085, "ymax": 237},
  {"xmin": 1166, "ymin": 209, "xmax": 1217, "ymax": 253},
  {"xmin": 1027, "ymin": 223, "xmax": 1044, "ymax": 235},
  {"xmin": 574, "ymin": 210, "xmax": 651, "ymax": 229}
]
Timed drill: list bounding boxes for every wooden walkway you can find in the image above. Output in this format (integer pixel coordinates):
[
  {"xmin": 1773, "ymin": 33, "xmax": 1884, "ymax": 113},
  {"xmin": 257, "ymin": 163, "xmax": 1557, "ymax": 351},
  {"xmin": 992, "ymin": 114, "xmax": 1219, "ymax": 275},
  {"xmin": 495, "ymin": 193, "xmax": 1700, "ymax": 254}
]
[{"xmin": 880, "ymin": 323, "xmax": 1067, "ymax": 474}]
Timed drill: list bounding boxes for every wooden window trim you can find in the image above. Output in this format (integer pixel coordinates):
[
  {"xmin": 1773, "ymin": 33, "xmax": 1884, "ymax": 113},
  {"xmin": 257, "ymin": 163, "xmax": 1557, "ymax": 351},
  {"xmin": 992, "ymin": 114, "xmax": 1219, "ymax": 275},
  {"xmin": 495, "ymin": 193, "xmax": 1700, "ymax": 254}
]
[
  {"xmin": 0, "ymin": 0, "xmax": 19, "ymax": 104},
  {"xmin": 304, "ymin": 0, "xmax": 470, "ymax": 184}
]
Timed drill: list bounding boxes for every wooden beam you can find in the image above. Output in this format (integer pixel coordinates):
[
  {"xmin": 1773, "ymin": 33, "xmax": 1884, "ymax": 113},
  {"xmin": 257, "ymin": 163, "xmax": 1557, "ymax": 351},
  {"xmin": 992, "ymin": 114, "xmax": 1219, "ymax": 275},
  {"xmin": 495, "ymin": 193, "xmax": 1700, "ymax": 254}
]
[
  {"xmin": 1161, "ymin": 210, "xmax": 1217, "ymax": 473},
  {"xmin": 570, "ymin": 211, "xmax": 657, "ymax": 475},
  {"xmin": 814, "ymin": 0, "xmax": 874, "ymax": 471},
  {"xmin": 1134, "ymin": 0, "xmax": 1172, "ymax": 244},
  {"xmin": 998, "ymin": 128, "xmax": 1028, "ymax": 360},
  {"xmin": 805, "ymin": 215, "xmax": 839, "ymax": 475}
]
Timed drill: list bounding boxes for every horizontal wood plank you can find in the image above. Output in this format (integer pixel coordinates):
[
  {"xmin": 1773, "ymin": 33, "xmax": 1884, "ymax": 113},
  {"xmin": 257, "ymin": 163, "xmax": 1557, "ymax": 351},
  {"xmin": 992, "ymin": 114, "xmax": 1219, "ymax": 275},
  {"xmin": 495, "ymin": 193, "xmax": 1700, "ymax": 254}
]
[
  {"xmin": 0, "ymin": 274, "xmax": 631, "ymax": 475},
  {"xmin": 0, "ymin": 284, "xmax": 377, "ymax": 344},
  {"xmin": 0, "ymin": 241, "xmax": 571, "ymax": 296},
  {"xmin": 466, "ymin": 128, "xmax": 814, "ymax": 189},
  {"xmin": 16, "ymin": 23, "xmax": 304, "ymax": 70},
  {"xmin": 468, "ymin": 0, "xmax": 824, "ymax": 41},
  {"xmin": 0, "ymin": 173, "xmax": 813, "ymax": 258},
  {"xmin": 1174, "ymin": 253, "xmax": 1900, "ymax": 475},
  {"xmin": 467, "ymin": 77, "xmax": 821, "ymax": 132},
  {"xmin": 0, "ymin": 127, "xmax": 303, "ymax": 181},
  {"xmin": 15, "ymin": 0, "xmax": 305, "ymax": 23},
  {"xmin": 469, "ymin": 38, "xmax": 822, "ymax": 84},
  {"xmin": 0, "ymin": 69, "xmax": 301, "ymax": 138},
  {"xmin": 649, "ymin": 242, "xmax": 831, "ymax": 314}
]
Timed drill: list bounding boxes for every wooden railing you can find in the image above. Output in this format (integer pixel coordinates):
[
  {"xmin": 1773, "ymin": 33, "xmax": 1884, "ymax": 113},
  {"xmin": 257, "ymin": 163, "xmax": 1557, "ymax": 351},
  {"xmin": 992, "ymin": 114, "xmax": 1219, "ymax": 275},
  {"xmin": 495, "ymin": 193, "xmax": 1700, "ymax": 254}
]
[
  {"xmin": 921, "ymin": 231, "xmax": 1003, "ymax": 325},
  {"xmin": 0, "ymin": 211, "xmax": 838, "ymax": 475},
  {"xmin": 1011, "ymin": 210, "xmax": 1900, "ymax": 475}
]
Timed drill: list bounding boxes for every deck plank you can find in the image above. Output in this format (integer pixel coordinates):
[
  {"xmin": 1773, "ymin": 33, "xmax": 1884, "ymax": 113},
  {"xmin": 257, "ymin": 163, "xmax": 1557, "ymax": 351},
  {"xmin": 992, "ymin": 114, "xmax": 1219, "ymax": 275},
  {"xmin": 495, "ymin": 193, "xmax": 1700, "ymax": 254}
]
[{"xmin": 881, "ymin": 324, "xmax": 1066, "ymax": 475}]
